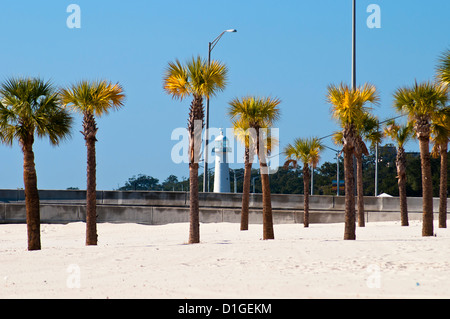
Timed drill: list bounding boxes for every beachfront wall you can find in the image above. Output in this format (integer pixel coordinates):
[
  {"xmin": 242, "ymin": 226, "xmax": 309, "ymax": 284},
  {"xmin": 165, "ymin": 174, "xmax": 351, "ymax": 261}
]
[{"xmin": 0, "ymin": 190, "xmax": 447, "ymax": 225}]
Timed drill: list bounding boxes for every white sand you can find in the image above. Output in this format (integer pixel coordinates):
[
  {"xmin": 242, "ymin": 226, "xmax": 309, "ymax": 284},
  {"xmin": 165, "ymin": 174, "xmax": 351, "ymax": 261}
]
[{"xmin": 1, "ymin": 220, "xmax": 449, "ymax": 299}]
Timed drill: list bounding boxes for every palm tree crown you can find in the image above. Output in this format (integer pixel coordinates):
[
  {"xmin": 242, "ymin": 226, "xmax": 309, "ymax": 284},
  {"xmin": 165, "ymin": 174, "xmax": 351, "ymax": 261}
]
[
  {"xmin": 328, "ymin": 83, "xmax": 380, "ymax": 128},
  {"xmin": 394, "ymin": 81, "xmax": 448, "ymax": 137},
  {"xmin": 228, "ymin": 96, "xmax": 281, "ymax": 130},
  {"xmin": 284, "ymin": 137, "xmax": 324, "ymax": 170},
  {"xmin": 60, "ymin": 80, "xmax": 125, "ymax": 117},
  {"xmin": 0, "ymin": 77, "xmax": 73, "ymax": 146},
  {"xmin": 163, "ymin": 56, "xmax": 228, "ymax": 101}
]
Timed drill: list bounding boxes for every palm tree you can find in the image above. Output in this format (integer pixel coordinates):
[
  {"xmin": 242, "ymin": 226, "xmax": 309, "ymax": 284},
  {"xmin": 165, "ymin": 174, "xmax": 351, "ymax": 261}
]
[
  {"xmin": 284, "ymin": 137, "xmax": 324, "ymax": 227},
  {"xmin": 231, "ymin": 118, "xmax": 255, "ymax": 231},
  {"xmin": 431, "ymin": 109, "xmax": 450, "ymax": 228},
  {"xmin": 228, "ymin": 96, "xmax": 281, "ymax": 240},
  {"xmin": 384, "ymin": 120, "xmax": 414, "ymax": 226},
  {"xmin": 327, "ymin": 83, "xmax": 379, "ymax": 240},
  {"xmin": 394, "ymin": 81, "xmax": 448, "ymax": 236},
  {"xmin": 435, "ymin": 49, "xmax": 450, "ymax": 228},
  {"xmin": 0, "ymin": 77, "xmax": 73, "ymax": 251},
  {"xmin": 334, "ymin": 113, "xmax": 381, "ymax": 227},
  {"xmin": 60, "ymin": 80, "xmax": 125, "ymax": 246},
  {"xmin": 163, "ymin": 56, "xmax": 228, "ymax": 244}
]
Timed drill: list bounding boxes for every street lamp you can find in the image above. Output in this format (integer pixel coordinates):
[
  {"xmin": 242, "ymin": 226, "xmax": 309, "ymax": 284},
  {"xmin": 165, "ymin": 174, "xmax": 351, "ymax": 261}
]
[{"xmin": 203, "ymin": 29, "xmax": 237, "ymax": 192}]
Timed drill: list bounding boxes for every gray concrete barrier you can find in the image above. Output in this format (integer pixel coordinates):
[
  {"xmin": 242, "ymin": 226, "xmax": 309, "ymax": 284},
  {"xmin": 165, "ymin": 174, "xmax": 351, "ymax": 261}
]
[{"xmin": 0, "ymin": 189, "xmax": 448, "ymax": 225}]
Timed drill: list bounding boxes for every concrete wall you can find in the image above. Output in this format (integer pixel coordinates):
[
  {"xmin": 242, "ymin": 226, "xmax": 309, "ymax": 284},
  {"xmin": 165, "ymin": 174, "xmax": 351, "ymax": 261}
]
[{"xmin": 0, "ymin": 189, "xmax": 447, "ymax": 225}]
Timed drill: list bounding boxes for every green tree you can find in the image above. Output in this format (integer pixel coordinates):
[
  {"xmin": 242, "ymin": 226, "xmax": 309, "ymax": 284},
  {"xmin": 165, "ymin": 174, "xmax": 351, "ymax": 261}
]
[
  {"xmin": 327, "ymin": 83, "xmax": 380, "ymax": 240},
  {"xmin": 163, "ymin": 56, "xmax": 228, "ymax": 244},
  {"xmin": 60, "ymin": 80, "xmax": 125, "ymax": 245},
  {"xmin": 119, "ymin": 174, "xmax": 160, "ymax": 190},
  {"xmin": 228, "ymin": 96, "xmax": 281, "ymax": 240},
  {"xmin": 284, "ymin": 137, "xmax": 324, "ymax": 227},
  {"xmin": 384, "ymin": 121, "xmax": 414, "ymax": 226},
  {"xmin": 394, "ymin": 81, "xmax": 448, "ymax": 236},
  {"xmin": 0, "ymin": 77, "xmax": 73, "ymax": 250}
]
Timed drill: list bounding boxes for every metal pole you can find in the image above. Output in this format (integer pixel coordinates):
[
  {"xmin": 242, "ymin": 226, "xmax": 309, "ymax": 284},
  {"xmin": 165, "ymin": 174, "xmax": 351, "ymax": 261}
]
[
  {"xmin": 352, "ymin": 0, "xmax": 356, "ymax": 90},
  {"xmin": 203, "ymin": 43, "xmax": 212, "ymax": 193}
]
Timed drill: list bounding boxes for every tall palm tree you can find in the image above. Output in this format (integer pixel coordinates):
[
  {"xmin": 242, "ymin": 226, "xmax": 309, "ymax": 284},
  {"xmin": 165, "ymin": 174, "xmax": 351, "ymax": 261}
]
[
  {"xmin": 284, "ymin": 137, "xmax": 324, "ymax": 228},
  {"xmin": 327, "ymin": 83, "xmax": 379, "ymax": 240},
  {"xmin": 435, "ymin": 49, "xmax": 450, "ymax": 228},
  {"xmin": 231, "ymin": 118, "xmax": 255, "ymax": 231},
  {"xmin": 431, "ymin": 109, "xmax": 450, "ymax": 228},
  {"xmin": 60, "ymin": 80, "xmax": 125, "ymax": 246},
  {"xmin": 394, "ymin": 81, "xmax": 448, "ymax": 236},
  {"xmin": 232, "ymin": 117, "xmax": 278, "ymax": 231},
  {"xmin": 384, "ymin": 120, "xmax": 414, "ymax": 226},
  {"xmin": 0, "ymin": 77, "xmax": 73, "ymax": 251},
  {"xmin": 163, "ymin": 56, "xmax": 228, "ymax": 244},
  {"xmin": 228, "ymin": 96, "xmax": 281, "ymax": 240}
]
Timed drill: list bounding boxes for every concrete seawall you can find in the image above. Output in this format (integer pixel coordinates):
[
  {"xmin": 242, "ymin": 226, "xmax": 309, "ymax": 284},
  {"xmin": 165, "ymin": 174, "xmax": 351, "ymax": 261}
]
[{"xmin": 0, "ymin": 190, "xmax": 447, "ymax": 225}]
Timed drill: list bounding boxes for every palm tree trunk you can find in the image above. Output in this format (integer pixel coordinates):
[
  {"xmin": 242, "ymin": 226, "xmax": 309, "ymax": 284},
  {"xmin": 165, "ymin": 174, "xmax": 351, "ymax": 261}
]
[
  {"xmin": 257, "ymin": 129, "xmax": 274, "ymax": 240},
  {"xmin": 303, "ymin": 164, "xmax": 310, "ymax": 228},
  {"xmin": 187, "ymin": 94, "xmax": 204, "ymax": 244},
  {"xmin": 241, "ymin": 147, "xmax": 251, "ymax": 231},
  {"xmin": 419, "ymin": 136, "xmax": 434, "ymax": 236},
  {"xmin": 189, "ymin": 162, "xmax": 200, "ymax": 243},
  {"xmin": 83, "ymin": 111, "xmax": 98, "ymax": 246},
  {"xmin": 343, "ymin": 128, "xmax": 356, "ymax": 240},
  {"xmin": 22, "ymin": 136, "xmax": 41, "ymax": 251},
  {"xmin": 397, "ymin": 147, "xmax": 409, "ymax": 226},
  {"xmin": 260, "ymin": 166, "xmax": 274, "ymax": 240},
  {"xmin": 439, "ymin": 144, "xmax": 447, "ymax": 228},
  {"xmin": 356, "ymin": 152, "xmax": 365, "ymax": 227}
]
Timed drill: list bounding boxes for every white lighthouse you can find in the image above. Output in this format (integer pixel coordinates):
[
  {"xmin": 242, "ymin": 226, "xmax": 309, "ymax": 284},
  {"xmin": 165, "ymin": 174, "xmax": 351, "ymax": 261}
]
[{"xmin": 213, "ymin": 129, "xmax": 231, "ymax": 193}]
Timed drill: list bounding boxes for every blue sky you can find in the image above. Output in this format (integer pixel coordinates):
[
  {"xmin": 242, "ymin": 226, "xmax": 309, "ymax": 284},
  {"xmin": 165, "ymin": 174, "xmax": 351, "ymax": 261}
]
[{"xmin": 0, "ymin": 0, "xmax": 449, "ymax": 190}]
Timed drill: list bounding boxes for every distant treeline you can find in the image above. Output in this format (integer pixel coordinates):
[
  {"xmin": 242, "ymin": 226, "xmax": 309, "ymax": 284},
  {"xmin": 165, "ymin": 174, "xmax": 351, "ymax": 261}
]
[{"xmin": 117, "ymin": 144, "xmax": 450, "ymax": 197}]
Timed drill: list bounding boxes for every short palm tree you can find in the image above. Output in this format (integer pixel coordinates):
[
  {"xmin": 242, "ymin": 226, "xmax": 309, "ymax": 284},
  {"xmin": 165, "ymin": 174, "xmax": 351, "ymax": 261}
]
[
  {"xmin": 0, "ymin": 77, "xmax": 73, "ymax": 251},
  {"xmin": 163, "ymin": 56, "xmax": 228, "ymax": 244},
  {"xmin": 384, "ymin": 120, "xmax": 414, "ymax": 226},
  {"xmin": 231, "ymin": 118, "xmax": 255, "ymax": 231},
  {"xmin": 394, "ymin": 81, "xmax": 448, "ymax": 236},
  {"xmin": 284, "ymin": 137, "xmax": 324, "ymax": 228},
  {"xmin": 228, "ymin": 96, "xmax": 281, "ymax": 240},
  {"xmin": 327, "ymin": 83, "xmax": 379, "ymax": 240},
  {"xmin": 60, "ymin": 80, "xmax": 125, "ymax": 246},
  {"xmin": 431, "ymin": 109, "xmax": 450, "ymax": 228}
]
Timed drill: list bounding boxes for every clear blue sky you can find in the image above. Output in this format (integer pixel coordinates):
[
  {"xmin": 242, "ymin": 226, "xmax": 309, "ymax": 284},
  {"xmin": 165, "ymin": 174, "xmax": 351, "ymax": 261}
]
[{"xmin": 0, "ymin": 0, "xmax": 449, "ymax": 190}]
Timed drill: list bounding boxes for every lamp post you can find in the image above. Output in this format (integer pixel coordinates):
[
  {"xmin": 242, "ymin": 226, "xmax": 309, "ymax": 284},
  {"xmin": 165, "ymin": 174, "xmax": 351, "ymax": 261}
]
[
  {"xmin": 352, "ymin": 0, "xmax": 356, "ymax": 90},
  {"xmin": 203, "ymin": 29, "xmax": 237, "ymax": 192}
]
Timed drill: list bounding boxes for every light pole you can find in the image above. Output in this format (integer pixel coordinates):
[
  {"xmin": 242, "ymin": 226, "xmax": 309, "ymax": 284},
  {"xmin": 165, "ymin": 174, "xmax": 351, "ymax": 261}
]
[
  {"xmin": 203, "ymin": 29, "xmax": 237, "ymax": 192},
  {"xmin": 352, "ymin": 0, "xmax": 356, "ymax": 90}
]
